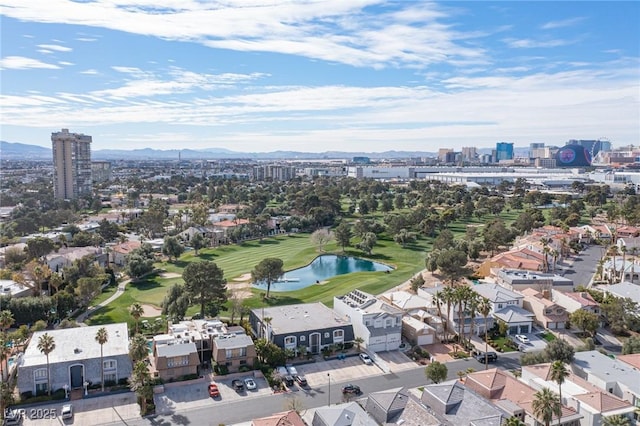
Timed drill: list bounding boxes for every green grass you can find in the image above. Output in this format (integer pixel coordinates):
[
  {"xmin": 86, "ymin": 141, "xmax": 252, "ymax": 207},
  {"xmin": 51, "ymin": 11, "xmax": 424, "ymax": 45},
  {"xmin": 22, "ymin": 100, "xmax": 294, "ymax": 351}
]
[
  {"xmin": 489, "ymin": 336, "xmax": 517, "ymax": 353},
  {"xmin": 540, "ymin": 332, "xmax": 557, "ymax": 342}
]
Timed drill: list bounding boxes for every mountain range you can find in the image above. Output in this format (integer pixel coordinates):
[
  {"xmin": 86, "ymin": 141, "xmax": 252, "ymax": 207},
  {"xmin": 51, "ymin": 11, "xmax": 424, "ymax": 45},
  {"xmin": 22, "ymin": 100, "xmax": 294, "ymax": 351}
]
[{"xmin": 0, "ymin": 141, "xmax": 529, "ymax": 161}]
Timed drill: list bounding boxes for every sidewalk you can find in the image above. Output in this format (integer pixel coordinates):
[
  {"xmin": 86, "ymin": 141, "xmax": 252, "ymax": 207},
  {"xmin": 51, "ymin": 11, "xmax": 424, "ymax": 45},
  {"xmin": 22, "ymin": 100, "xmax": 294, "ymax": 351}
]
[
  {"xmin": 76, "ymin": 279, "xmax": 131, "ymax": 323},
  {"xmin": 23, "ymin": 392, "xmax": 140, "ymax": 425}
]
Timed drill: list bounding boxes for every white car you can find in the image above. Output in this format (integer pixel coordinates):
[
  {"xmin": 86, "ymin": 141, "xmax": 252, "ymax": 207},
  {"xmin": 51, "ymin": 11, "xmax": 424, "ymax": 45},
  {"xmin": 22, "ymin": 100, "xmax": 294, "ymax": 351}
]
[
  {"xmin": 244, "ymin": 377, "xmax": 257, "ymax": 390},
  {"xmin": 515, "ymin": 334, "xmax": 530, "ymax": 344},
  {"xmin": 61, "ymin": 404, "xmax": 73, "ymax": 420},
  {"xmin": 359, "ymin": 353, "xmax": 373, "ymax": 365},
  {"xmin": 286, "ymin": 365, "xmax": 298, "ymax": 376}
]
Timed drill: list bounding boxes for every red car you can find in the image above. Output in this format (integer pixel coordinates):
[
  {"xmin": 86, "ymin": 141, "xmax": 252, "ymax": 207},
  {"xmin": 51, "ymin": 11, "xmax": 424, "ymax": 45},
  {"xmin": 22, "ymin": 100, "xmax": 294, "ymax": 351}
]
[{"xmin": 208, "ymin": 383, "xmax": 220, "ymax": 398}]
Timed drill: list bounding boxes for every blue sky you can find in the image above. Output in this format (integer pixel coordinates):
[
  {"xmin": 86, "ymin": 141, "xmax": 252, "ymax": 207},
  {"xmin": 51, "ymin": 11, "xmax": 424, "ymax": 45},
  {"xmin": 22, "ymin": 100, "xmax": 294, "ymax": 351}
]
[{"xmin": 1, "ymin": 1, "xmax": 638, "ymax": 153}]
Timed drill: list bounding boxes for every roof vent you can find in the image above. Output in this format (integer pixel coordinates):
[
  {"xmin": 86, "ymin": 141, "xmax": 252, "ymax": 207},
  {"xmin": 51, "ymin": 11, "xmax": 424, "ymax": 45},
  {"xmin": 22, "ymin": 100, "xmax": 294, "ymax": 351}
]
[{"xmin": 73, "ymin": 348, "xmax": 81, "ymax": 354}]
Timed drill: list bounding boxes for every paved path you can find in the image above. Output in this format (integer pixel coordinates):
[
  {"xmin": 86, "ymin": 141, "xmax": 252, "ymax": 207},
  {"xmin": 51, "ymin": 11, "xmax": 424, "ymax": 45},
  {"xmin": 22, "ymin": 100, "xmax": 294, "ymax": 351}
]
[{"xmin": 76, "ymin": 279, "xmax": 132, "ymax": 323}]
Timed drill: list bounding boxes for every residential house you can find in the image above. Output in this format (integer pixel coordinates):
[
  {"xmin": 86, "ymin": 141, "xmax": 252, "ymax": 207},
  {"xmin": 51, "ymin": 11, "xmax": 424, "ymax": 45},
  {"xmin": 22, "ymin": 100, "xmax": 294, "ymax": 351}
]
[
  {"xmin": 211, "ymin": 218, "xmax": 250, "ymax": 244},
  {"xmin": 364, "ymin": 387, "xmax": 439, "ymax": 426},
  {"xmin": 45, "ymin": 246, "xmax": 108, "ymax": 274},
  {"xmin": 520, "ymin": 288, "xmax": 569, "ymax": 330},
  {"xmin": 401, "ymin": 316, "xmax": 437, "ymax": 346},
  {"xmin": 152, "ymin": 338, "xmax": 199, "ymax": 382},
  {"xmin": 598, "ymin": 281, "xmax": 640, "ymax": 305},
  {"xmin": 0, "ymin": 243, "xmax": 27, "ymax": 268},
  {"xmin": 473, "ymin": 283, "xmax": 530, "ymax": 336},
  {"xmin": 0, "ymin": 280, "xmax": 32, "ymax": 299},
  {"xmin": 464, "ymin": 368, "xmax": 583, "ymax": 426},
  {"xmin": 17, "ymin": 323, "xmax": 132, "ymax": 395},
  {"xmin": 249, "ymin": 303, "xmax": 354, "ymax": 355},
  {"xmin": 572, "ymin": 350, "xmax": 640, "ymax": 411},
  {"xmin": 333, "ymin": 289, "xmax": 403, "ymax": 352},
  {"xmin": 212, "ymin": 334, "xmax": 257, "ymax": 373},
  {"xmin": 421, "ymin": 379, "xmax": 509, "ymax": 425},
  {"xmin": 551, "ymin": 290, "xmax": 600, "ymax": 316},
  {"xmin": 251, "ymin": 410, "xmax": 305, "ymax": 426},
  {"xmin": 216, "ymin": 204, "xmax": 248, "ymax": 214},
  {"xmin": 311, "ymin": 402, "xmax": 378, "ymax": 426},
  {"xmin": 495, "ymin": 269, "xmax": 574, "ymax": 292},
  {"xmin": 110, "ymin": 241, "xmax": 141, "ymax": 267},
  {"xmin": 616, "ymin": 226, "xmax": 640, "ymax": 239},
  {"xmin": 521, "ymin": 363, "xmax": 636, "ymax": 426},
  {"xmin": 476, "ymin": 248, "xmax": 544, "ymax": 278}
]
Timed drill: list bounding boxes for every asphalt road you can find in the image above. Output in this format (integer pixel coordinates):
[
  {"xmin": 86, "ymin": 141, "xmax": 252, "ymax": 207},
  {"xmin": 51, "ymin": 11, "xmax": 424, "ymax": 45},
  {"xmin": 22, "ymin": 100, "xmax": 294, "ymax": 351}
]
[
  {"xmin": 557, "ymin": 244, "xmax": 603, "ymax": 288},
  {"xmin": 98, "ymin": 353, "xmax": 522, "ymax": 426}
]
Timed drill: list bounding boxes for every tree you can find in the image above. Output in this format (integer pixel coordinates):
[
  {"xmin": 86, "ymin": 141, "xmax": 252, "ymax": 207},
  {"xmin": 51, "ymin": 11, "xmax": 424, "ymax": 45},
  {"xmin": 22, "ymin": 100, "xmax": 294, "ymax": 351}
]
[
  {"xmin": 602, "ymin": 415, "xmax": 631, "ymax": 426},
  {"xmin": 544, "ymin": 339, "xmax": 575, "ymax": 365},
  {"xmin": 394, "ymin": 229, "xmax": 416, "ymax": 247},
  {"xmin": 310, "ymin": 229, "xmax": 333, "ymax": 252},
  {"xmin": 95, "ymin": 327, "xmax": 109, "ymax": 392},
  {"xmin": 354, "ymin": 337, "xmax": 364, "ymax": 351},
  {"xmin": 0, "ymin": 310, "xmax": 14, "ymax": 333},
  {"xmin": 129, "ymin": 360, "xmax": 153, "ymax": 415},
  {"xmin": 531, "ymin": 388, "xmax": 562, "ymax": 426},
  {"xmin": 503, "ymin": 417, "xmax": 526, "ymax": 426},
  {"xmin": 75, "ymin": 276, "xmax": 105, "ymax": 306},
  {"xmin": 334, "ymin": 222, "xmax": 352, "ymax": 253},
  {"xmin": 190, "ymin": 232, "xmax": 206, "ymax": 256},
  {"xmin": 425, "ymin": 361, "xmax": 448, "ymax": 384},
  {"xmin": 622, "ymin": 335, "xmax": 640, "ymax": 354},
  {"xmin": 436, "ymin": 249, "xmax": 470, "ymax": 285},
  {"xmin": 130, "ymin": 303, "xmax": 144, "ymax": 334},
  {"xmin": 478, "ymin": 297, "xmax": 492, "ymax": 369},
  {"xmin": 37, "ymin": 333, "xmax": 55, "ymax": 396},
  {"xmin": 129, "ymin": 334, "xmax": 149, "ymax": 363},
  {"xmin": 433, "ymin": 229, "xmax": 455, "ymax": 250},
  {"xmin": 162, "ymin": 235, "xmax": 184, "ymax": 261},
  {"xmin": 26, "ymin": 237, "xmax": 54, "ymax": 260},
  {"xmin": 410, "ymin": 273, "xmax": 425, "ymax": 292},
  {"xmin": 569, "ymin": 310, "xmax": 599, "ymax": 337},
  {"xmin": 161, "ymin": 283, "xmax": 189, "ymax": 322},
  {"xmin": 357, "ymin": 232, "xmax": 377, "ymax": 255},
  {"xmin": 251, "ymin": 258, "xmax": 285, "ymax": 299},
  {"xmin": 550, "ymin": 360, "xmax": 569, "ymax": 411},
  {"xmin": 183, "ymin": 261, "xmax": 228, "ymax": 318},
  {"xmin": 125, "ymin": 252, "xmax": 154, "ymax": 280}
]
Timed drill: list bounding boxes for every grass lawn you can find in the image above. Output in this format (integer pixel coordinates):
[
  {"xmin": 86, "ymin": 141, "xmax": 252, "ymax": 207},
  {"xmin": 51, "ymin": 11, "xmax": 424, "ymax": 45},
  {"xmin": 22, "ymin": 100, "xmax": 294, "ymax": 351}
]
[
  {"xmin": 539, "ymin": 331, "xmax": 557, "ymax": 342},
  {"xmin": 490, "ymin": 336, "xmax": 517, "ymax": 353}
]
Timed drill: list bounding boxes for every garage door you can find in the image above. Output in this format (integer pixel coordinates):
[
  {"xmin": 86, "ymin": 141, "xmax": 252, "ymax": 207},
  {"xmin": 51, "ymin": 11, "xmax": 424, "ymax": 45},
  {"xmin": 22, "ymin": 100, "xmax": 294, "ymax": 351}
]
[{"xmin": 417, "ymin": 334, "xmax": 434, "ymax": 345}]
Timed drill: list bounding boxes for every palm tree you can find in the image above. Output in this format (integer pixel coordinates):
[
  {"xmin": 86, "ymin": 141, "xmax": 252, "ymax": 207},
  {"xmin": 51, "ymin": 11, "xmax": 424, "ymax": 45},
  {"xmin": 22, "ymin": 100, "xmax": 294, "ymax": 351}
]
[
  {"xmin": 95, "ymin": 327, "xmax": 109, "ymax": 392},
  {"xmin": 0, "ymin": 310, "xmax": 14, "ymax": 334},
  {"xmin": 550, "ymin": 360, "xmax": 570, "ymax": 421},
  {"xmin": 602, "ymin": 414, "xmax": 631, "ymax": 426},
  {"xmin": 0, "ymin": 333, "xmax": 10, "ymax": 383},
  {"xmin": 531, "ymin": 387, "xmax": 562, "ymax": 426},
  {"xmin": 439, "ymin": 286, "xmax": 455, "ymax": 343},
  {"xmin": 608, "ymin": 245, "xmax": 620, "ymax": 283},
  {"xmin": 37, "ymin": 333, "xmax": 55, "ymax": 396},
  {"xmin": 129, "ymin": 360, "xmax": 153, "ymax": 415},
  {"xmin": 262, "ymin": 317, "xmax": 272, "ymax": 340},
  {"xmin": 129, "ymin": 334, "xmax": 149, "ymax": 363},
  {"xmin": 541, "ymin": 237, "xmax": 551, "ymax": 272},
  {"xmin": 354, "ymin": 337, "xmax": 364, "ymax": 351},
  {"xmin": 466, "ymin": 291, "xmax": 480, "ymax": 346},
  {"xmin": 130, "ymin": 303, "xmax": 144, "ymax": 335},
  {"xmin": 478, "ymin": 297, "xmax": 492, "ymax": 369},
  {"xmin": 503, "ymin": 416, "xmax": 525, "ymax": 426},
  {"xmin": 620, "ymin": 245, "xmax": 628, "ymax": 283}
]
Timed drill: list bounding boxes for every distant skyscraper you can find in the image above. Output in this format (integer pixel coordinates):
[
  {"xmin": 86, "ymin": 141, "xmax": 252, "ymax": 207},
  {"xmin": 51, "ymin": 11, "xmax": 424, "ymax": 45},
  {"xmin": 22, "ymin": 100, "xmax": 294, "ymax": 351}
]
[
  {"xmin": 566, "ymin": 139, "xmax": 611, "ymax": 158},
  {"xmin": 52, "ymin": 128, "xmax": 93, "ymax": 199},
  {"xmin": 495, "ymin": 142, "xmax": 514, "ymax": 161},
  {"xmin": 461, "ymin": 147, "xmax": 477, "ymax": 162}
]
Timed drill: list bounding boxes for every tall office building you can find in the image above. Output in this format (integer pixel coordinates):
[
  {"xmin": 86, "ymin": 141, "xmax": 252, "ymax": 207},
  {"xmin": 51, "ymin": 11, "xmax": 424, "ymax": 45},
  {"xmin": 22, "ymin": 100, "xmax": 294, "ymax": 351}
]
[
  {"xmin": 495, "ymin": 142, "xmax": 514, "ymax": 161},
  {"xmin": 52, "ymin": 128, "xmax": 93, "ymax": 199}
]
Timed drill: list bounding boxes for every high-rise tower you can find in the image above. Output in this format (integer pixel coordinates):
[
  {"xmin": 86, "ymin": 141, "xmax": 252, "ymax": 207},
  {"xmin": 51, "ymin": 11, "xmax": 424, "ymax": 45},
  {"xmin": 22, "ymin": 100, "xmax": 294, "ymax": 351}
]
[{"xmin": 51, "ymin": 128, "xmax": 92, "ymax": 199}]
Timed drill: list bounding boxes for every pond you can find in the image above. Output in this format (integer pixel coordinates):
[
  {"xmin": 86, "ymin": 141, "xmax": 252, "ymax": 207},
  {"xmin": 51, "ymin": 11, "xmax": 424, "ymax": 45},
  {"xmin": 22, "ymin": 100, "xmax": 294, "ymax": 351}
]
[{"xmin": 252, "ymin": 254, "xmax": 393, "ymax": 292}]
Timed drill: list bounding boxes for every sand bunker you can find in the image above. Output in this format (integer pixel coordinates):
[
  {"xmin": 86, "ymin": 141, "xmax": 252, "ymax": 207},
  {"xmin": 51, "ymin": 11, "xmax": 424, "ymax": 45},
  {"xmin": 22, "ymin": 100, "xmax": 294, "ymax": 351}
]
[
  {"xmin": 159, "ymin": 272, "xmax": 181, "ymax": 279},
  {"xmin": 141, "ymin": 304, "xmax": 162, "ymax": 317}
]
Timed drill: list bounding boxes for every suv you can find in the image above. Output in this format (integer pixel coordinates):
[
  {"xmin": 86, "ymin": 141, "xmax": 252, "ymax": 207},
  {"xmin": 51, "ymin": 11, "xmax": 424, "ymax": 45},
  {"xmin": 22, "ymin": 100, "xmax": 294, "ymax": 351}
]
[
  {"xmin": 341, "ymin": 384, "xmax": 362, "ymax": 395},
  {"xmin": 231, "ymin": 379, "xmax": 245, "ymax": 392},
  {"xmin": 359, "ymin": 353, "xmax": 373, "ymax": 365},
  {"xmin": 294, "ymin": 375, "xmax": 308, "ymax": 387},
  {"xmin": 61, "ymin": 404, "xmax": 73, "ymax": 420},
  {"xmin": 475, "ymin": 352, "xmax": 498, "ymax": 363}
]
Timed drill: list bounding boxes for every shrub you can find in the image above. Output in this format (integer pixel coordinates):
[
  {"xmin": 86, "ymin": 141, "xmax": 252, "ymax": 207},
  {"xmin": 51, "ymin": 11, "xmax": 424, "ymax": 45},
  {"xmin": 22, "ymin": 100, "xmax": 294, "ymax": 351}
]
[{"xmin": 238, "ymin": 365, "xmax": 251, "ymax": 373}]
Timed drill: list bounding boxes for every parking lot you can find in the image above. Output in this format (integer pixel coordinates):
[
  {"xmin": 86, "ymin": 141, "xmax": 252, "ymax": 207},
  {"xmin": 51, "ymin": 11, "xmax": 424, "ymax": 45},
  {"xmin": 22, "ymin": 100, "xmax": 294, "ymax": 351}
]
[{"xmin": 512, "ymin": 333, "xmax": 547, "ymax": 353}]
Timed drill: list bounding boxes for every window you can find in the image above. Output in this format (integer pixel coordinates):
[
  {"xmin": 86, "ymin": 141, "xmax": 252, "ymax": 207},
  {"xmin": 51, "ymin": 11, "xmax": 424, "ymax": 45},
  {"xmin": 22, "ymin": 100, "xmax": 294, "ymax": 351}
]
[
  {"xmin": 34, "ymin": 369, "xmax": 47, "ymax": 380},
  {"xmin": 333, "ymin": 329, "xmax": 344, "ymax": 342},
  {"xmin": 104, "ymin": 373, "xmax": 117, "ymax": 383},
  {"xmin": 284, "ymin": 336, "xmax": 297, "ymax": 347},
  {"xmin": 167, "ymin": 355, "xmax": 189, "ymax": 368},
  {"xmin": 386, "ymin": 319, "xmax": 393, "ymax": 327},
  {"xmin": 103, "ymin": 360, "xmax": 116, "ymax": 370},
  {"xmin": 497, "ymin": 304, "xmax": 503, "ymax": 309}
]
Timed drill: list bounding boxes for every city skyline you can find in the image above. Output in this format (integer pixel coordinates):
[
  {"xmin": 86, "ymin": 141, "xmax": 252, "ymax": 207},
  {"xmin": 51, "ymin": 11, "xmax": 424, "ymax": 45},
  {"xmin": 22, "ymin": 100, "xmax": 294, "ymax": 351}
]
[{"xmin": 1, "ymin": 1, "xmax": 639, "ymax": 153}]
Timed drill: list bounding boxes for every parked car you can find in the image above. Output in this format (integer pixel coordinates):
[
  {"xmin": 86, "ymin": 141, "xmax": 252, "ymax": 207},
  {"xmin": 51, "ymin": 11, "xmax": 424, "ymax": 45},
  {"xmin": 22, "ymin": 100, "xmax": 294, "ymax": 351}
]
[
  {"xmin": 276, "ymin": 366, "xmax": 289, "ymax": 376},
  {"xmin": 341, "ymin": 384, "xmax": 362, "ymax": 395},
  {"xmin": 244, "ymin": 377, "xmax": 257, "ymax": 390},
  {"xmin": 208, "ymin": 382, "xmax": 220, "ymax": 398},
  {"xmin": 283, "ymin": 375, "xmax": 295, "ymax": 387},
  {"xmin": 515, "ymin": 334, "xmax": 530, "ymax": 344},
  {"xmin": 231, "ymin": 379, "xmax": 245, "ymax": 392},
  {"xmin": 286, "ymin": 365, "xmax": 298, "ymax": 376},
  {"xmin": 475, "ymin": 352, "xmax": 498, "ymax": 363},
  {"xmin": 294, "ymin": 375, "xmax": 308, "ymax": 387},
  {"xmin": 359, "ymin": 353, "xmax": 373, "ymax": 365},
  {"xmin": 61, "ymin": 404, "xmax": 73, "ymax": 420},
  {"xmin": 3, "ymin": 408, "xmax": 23, "ymax": 425}
]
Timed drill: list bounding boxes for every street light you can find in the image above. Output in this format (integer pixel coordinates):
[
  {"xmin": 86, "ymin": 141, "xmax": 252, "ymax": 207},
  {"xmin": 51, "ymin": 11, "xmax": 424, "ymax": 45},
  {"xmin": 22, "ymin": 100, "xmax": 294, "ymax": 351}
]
[{"xmin": 327, "ymin": 373, "xmax": 331, "ymax": 406}]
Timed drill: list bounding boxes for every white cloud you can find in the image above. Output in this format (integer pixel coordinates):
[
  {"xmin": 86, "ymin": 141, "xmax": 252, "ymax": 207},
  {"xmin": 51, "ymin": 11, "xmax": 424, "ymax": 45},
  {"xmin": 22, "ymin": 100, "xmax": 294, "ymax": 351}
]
[
  {"xmin": 503, "ymin": 38, "xmax": 575, "ymax": 49},
  {"xmin": 80, "ymin": 69, "xmax": 99, "ymax": 74},
  {"xmin": 37, "ymin": 44, "xmax": 72, "ymax": 52},
  {"xmin": 58, "ymin": 61, "xmax": 74, "ymax": 66},
  {"xmin": 541, "ymin": 17, "xmax": 585, "ymax": 30},
  {"xmin": 0, "ymin": 0, "xmax": 484, "ymax": 69},
  {"xmin": 0, "ymin": 56, "xmax": 61, "ymax": 69}
]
